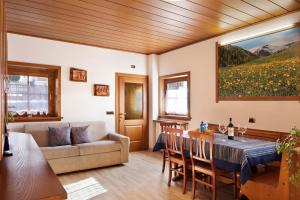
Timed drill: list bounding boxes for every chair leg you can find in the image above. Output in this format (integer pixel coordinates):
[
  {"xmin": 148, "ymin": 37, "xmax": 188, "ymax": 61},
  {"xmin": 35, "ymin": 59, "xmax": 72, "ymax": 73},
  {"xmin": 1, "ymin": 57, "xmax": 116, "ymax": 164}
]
[
  {"xmin": 182, "ymin": 165, "xmax": 187, "ymax": 194},
  {"xmin": 192, "ymin": 171, "xmax": 196, "ymax": 200},
  {"xmin": 162, "ymin": 151, "xmax": 166, "ymax": 173},
  {"xmin": 209, "ymin": 176, "xmax": 212, "ymax": 191},
  {"xmin": 205, "ymin": 176, "xmax": 210, "ymax": 190},
  {"xmin": 168, "ymin": 161, "xmax": 172, "ymax": 187},
  {"xmin": 212, "ymin": 175, "xmax": 216, "ymax": 200},
  {"xmin": 233, "ymin": 172, "xmax": 239, "ymax": 200},
  {"xmin": 174, "ymin": 163, "xmax": 178, "ymax": 177}
]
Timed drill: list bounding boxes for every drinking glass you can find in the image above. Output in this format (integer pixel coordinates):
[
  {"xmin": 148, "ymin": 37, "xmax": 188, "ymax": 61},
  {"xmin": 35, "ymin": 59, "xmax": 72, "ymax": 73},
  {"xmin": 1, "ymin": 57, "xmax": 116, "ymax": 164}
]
[
  {"xmin": 218, "ymin": 124, "xmax": 227, "ymax": 135},
  {"xmin": 219, "ymin": 124, "xmax": 227, "ymax": 134},
  {"xmin": 238, "ymin": 124, "xmax": 247, "ymax": 137},
  {"xmin": 218, "ymin": 124, "xmax": 227, "ymax": 142}
]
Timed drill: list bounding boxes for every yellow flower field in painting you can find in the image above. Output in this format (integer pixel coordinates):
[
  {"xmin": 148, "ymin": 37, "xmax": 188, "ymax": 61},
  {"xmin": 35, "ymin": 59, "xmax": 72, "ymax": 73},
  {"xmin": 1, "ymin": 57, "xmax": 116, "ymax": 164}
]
[{"xmin": 218, "ymin": 56, "xmax": 300, "ymax": 97}]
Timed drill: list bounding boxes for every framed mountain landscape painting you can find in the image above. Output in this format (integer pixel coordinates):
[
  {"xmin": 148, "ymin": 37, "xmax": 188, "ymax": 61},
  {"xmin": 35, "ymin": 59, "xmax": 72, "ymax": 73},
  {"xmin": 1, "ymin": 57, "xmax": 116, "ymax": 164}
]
[{"xmin": 216, "ymin": 25, "xmax": 300, "ymax": 102}]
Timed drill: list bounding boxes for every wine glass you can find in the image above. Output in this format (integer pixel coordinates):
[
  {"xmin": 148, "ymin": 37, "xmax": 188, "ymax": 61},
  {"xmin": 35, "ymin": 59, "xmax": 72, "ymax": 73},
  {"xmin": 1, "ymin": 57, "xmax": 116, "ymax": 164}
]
[
  {"xmin": 238, "ymin": 124, "xmax": 247, "ymax": 137},
  {"xmin": 218, "ymin": 124, "xmax": 227, "ymax": 142},
  {"xmin": 218, "ymin": 124, "xmax": 227, "ymax": 135}
]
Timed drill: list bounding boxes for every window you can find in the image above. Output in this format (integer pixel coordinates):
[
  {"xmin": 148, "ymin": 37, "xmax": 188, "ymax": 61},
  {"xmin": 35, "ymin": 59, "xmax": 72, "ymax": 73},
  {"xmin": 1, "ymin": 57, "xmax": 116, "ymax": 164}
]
[
  {"xmin": 8, "ymin": 75, "xmax": 49, "ymax": 115},
  {"xmin": 7, "ymin": 61, "xmax": 61, "ymax": 122},
  {"xmin": 159, "ymin": 72, "xmax": 191, "ymax": 120}
]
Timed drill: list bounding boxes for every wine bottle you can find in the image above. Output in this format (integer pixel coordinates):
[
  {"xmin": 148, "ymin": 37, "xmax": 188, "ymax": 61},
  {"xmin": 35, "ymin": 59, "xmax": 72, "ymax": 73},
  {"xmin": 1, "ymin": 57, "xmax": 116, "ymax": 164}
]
[{"xmin": 227, "ymin": 118, "xmax": 234, "ymax": 140}]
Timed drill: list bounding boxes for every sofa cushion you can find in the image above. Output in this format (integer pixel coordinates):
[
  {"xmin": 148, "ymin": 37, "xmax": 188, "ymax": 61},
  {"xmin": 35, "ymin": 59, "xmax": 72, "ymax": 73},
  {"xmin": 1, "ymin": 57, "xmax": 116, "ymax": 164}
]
[
  {"xmin": 25, "ymin": 122, "xmax": 69, "ymax": 147},
  {"xmin": 69, "ymin": 121, "xmax": 107, "ymax": 142},
  {"xmin": 48, "ymin": 127, "xmax": 71, "ymax": 146},
  {"xmin": 71, "ymin": 126, "xmax": 91, "ymax": 144},
  {"xmin": 7, "ymin": 123, "xmax": 25, "ymax": 133},
  {"xmin": 76, "ymin": 140, "xmax": 121, "ymax": 156},
  {"xmin": 40, "ymin": 145, "xmax": 79, "ymax": 159}
]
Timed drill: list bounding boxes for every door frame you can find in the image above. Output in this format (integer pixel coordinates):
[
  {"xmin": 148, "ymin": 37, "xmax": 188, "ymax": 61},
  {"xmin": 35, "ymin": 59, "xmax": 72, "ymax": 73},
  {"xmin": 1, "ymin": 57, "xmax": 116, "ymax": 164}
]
[{"xmin": 115, "ymin": 73, "xmax": 149, "ymax": 149}]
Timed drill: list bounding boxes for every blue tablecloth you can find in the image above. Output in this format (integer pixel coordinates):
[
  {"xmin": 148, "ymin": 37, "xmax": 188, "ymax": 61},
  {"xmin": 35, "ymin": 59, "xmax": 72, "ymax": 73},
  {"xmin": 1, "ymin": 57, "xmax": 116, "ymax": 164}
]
[{"xmin": 153, "ymin": 132, "xmax": 280, "ymax": 184}]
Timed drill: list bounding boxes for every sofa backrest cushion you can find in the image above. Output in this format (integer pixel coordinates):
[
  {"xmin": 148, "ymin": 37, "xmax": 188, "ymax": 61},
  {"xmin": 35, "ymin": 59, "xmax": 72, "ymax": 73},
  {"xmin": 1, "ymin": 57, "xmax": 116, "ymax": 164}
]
[
  {"xmin": 48, "ymin": 126, "xmax": 72, "ymax": 146},
  {"xmin": 7, "ymin": 123, "xmax": 25, "ymax": 133},
  {"xmin": 71, "ymin": 126, "xmax": 91, "ymax": 144},
  {"xmin": 25, "ymin": 122, "xmax": 69, "ymax": 147},
  {"xmin": 69, "ymin": 121, "xmax": 107, "ymax": 142}
]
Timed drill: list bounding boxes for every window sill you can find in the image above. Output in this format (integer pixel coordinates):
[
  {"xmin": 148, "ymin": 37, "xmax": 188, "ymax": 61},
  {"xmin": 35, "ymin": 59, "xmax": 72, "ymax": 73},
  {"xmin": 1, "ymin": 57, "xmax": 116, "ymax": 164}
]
[
  {"xmin": 158, "ymin": 115, "xmax": 191, "ymax": 121},
  {"xmin": 10, "ymin": 116, "xmax": 63, "ymax": 123}
]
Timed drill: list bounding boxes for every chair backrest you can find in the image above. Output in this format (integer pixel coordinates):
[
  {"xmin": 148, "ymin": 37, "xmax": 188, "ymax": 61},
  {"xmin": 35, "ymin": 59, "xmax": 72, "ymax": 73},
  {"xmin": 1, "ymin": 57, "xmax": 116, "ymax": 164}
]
[
  {"xmin": 189, "ymin": 131, "xmax": 214, "ymax": 166},
  {"xmin": 160, "ymin": 122, "xmax": 177, "ymax": 133},
  {"xmin": 165, "ymin": 127, "xmax": 185, "ymax": 157}
]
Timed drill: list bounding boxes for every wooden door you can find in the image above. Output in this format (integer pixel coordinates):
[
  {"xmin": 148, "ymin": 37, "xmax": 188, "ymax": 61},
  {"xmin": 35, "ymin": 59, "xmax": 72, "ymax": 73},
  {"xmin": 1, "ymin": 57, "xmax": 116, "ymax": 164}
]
[{"xmin": 116, "ymin": 73, "xmax": 148, "ymax": 151}]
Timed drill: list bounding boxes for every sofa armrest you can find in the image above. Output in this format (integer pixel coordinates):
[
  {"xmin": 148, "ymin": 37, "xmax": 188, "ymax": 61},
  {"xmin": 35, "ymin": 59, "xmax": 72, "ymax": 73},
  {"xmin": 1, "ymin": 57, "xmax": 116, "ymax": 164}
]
[
  {"xmin": 108, "ymin": 133, "xmax": 130, "ymax": 163},
  {"xmin": 108, "ymin": 132, "xmax": 129, "ymax": 143}
]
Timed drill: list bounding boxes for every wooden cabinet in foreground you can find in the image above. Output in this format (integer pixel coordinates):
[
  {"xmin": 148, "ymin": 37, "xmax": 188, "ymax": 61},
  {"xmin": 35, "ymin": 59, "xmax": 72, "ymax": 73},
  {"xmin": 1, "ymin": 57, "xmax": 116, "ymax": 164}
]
[
  {"xmin": 0, "ymin": 0, "xmax": 8, "ymax": 161},
  {"xmin": 0, "ymin": 132, "xmax": 67, "ymax": 200}
]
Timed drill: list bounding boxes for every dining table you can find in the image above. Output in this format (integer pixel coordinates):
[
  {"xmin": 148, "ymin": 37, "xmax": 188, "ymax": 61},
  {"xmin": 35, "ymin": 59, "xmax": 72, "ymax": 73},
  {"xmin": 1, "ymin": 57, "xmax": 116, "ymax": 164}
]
[{"xmin": 153, "ymin": 131, "xmax": 280, "ymax": 185}]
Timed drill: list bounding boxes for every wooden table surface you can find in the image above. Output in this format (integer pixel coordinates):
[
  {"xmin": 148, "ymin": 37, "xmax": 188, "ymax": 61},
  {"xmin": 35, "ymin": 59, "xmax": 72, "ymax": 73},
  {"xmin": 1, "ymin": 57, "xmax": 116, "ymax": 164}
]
[{"xmin": 0, "ymin": 132, "xmax": 67, "ymax": 200}]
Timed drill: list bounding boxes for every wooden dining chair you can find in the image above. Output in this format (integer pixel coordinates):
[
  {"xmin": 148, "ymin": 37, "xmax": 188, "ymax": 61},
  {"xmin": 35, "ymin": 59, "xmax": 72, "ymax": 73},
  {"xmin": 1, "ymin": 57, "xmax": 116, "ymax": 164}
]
[
  {"xmin": 189, "ymin": 131, "xmax": 238, "ymax": 200},
  {"xmin": 160, "ymin": 122, "xmax": 177, "ymax": 173},
  {"xmin": 165, "ymin": 127, "xmax": 189, "ymax": 194}
]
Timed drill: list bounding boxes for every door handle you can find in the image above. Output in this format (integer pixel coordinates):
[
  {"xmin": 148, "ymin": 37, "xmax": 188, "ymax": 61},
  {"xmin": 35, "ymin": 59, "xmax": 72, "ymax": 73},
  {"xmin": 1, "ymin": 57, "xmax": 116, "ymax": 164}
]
[{"xmin": 119, "ymin": 113, "xmax": 127, "ymax": 120}]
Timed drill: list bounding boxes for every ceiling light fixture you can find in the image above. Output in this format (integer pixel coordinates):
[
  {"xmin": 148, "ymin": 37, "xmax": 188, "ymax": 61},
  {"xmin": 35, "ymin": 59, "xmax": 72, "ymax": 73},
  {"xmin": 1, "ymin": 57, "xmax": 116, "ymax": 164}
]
[{"xmin": 220, "ymin": 24, "xmax": 294, "ymax": 46}]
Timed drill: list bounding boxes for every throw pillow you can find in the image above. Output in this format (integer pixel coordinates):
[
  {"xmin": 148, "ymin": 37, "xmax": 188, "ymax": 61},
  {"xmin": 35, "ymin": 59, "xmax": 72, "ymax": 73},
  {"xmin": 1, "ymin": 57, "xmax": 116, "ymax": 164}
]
[
  {"xmin": 71, "ymin": 126, "xmax": 91, "ymax": 145},
  {"xmin": 48, "ymin": 127, "xmax": 71, "ymax": 146}
]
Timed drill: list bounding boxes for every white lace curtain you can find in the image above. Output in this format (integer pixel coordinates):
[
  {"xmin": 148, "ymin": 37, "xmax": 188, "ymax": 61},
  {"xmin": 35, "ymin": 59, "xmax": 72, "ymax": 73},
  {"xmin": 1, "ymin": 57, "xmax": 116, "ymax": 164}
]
[
  {"xmin": 8, "ymin": 75, "xmax": 49, "ymax": 115},
  {"xmin": 165, "ymin": 81, "xmax": 188, "ymax": 115}
]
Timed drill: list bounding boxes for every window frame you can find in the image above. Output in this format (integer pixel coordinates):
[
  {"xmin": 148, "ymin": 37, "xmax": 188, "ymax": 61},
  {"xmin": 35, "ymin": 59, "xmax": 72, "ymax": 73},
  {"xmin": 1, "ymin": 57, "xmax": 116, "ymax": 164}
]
[
  {"xmin": 7, "ymin": 61, "xmax": 62, "ymax": 122},
  {"xmin": 159, "ymin": 71, "xmax": 191, "ymax": 121}
]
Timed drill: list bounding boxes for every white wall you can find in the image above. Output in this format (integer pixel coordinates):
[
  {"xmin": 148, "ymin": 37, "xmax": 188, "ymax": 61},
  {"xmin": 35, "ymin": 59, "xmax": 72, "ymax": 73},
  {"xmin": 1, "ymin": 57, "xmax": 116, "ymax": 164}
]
[
  {"xmin": 159, "ymin": 12, "xmax": 300, "ymax": 133},
  {"xmin": 147, "ymin": 54, "xmax": 159, "ymax": 148},
  {"xmin": 8, "ymin": 33, "xmax": 147, "ymax": 133}
]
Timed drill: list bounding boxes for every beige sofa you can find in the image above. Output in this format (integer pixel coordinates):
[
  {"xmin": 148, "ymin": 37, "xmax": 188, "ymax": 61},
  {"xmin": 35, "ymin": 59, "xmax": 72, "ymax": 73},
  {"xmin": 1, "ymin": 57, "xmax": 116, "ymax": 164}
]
[{"xmin": 9, "ymin": 121, "xmax": 129, "ymax": 174}]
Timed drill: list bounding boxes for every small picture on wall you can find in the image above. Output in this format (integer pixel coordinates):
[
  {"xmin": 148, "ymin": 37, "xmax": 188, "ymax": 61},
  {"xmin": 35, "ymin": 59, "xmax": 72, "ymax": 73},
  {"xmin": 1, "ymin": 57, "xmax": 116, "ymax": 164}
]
[
  {"xmin": 70, "ymin": 67, "xmax": 87, "ymax": 82},
  {"xmin": 94, "ymin": 84, "xmax": 109, "ymax": 96}
]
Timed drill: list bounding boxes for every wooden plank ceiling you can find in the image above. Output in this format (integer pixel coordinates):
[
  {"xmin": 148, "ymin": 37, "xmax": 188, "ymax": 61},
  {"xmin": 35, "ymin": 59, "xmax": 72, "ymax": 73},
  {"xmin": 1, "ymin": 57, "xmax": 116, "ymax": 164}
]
[{"xmin": 5, "ymin": 0, "xmax": 300, "ymax": 54}]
